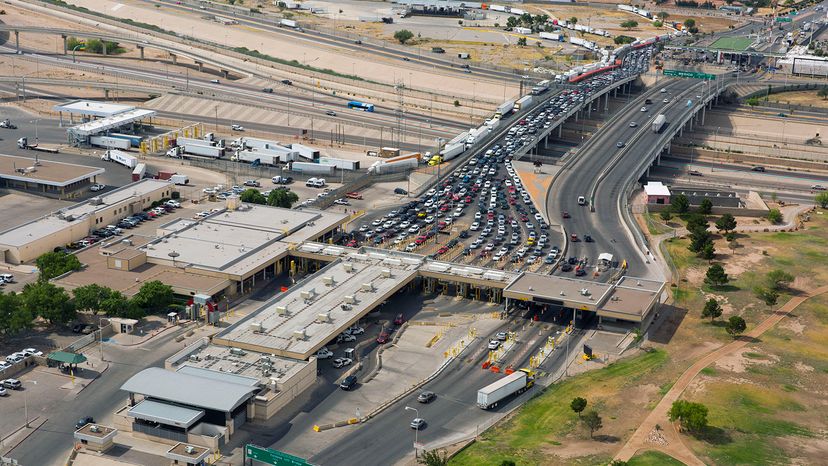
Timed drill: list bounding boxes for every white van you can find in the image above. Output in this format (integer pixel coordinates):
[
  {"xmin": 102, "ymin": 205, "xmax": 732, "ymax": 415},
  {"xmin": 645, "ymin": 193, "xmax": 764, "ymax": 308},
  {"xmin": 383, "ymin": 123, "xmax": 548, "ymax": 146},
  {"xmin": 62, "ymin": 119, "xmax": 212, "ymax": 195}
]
[
  {"xmin": 306, "ymin": 177, "xmax": 318, "ymax": 187},
  {"xmin": 308, "ymin": 178, "xmax": 326, "ymax": 188}
]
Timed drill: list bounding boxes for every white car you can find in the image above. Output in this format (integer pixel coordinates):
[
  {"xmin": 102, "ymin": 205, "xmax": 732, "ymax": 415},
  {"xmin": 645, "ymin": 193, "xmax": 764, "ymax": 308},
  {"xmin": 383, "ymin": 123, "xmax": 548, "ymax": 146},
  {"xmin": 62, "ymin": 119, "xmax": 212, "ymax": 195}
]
[
  {"xmin": 231, "ymin": 124, "xmax": 245, "ymax": 131},
  {"xmin": 22, "ymin": 348, "xmax": 42, "ymax": 357},
  {"xmin": 316, "ymin": 347, "xmax": 334, "ymax": 359},
  {"xmin": 405, "ymin": 243, "xmax": 417, "ymax": 252},
  {"xmin": 487, "ymin": 340, "xmax": 501, "ymax": 350},
  {"xmin": 165, "ymin": 200, "xmax": 181, "ymax": 208},
  {"xmin": 0, "ymin": 386, "xmax": 6, "ymax": 397},
  {"xmin": 337, "ymin": 333, "xmax": 356, "ymax": 343},
  {"xmin": 334, "ymin": 198, "xmax": 350, "ymax": 205},
  {"xmin": 470, "ymin": 222, "xmax": 480, "ymax": 231},
  {"xmin": 346, "ymin": 326, "xmax": 365, "ymax": 335},
  {"xmin": 332, "ymin": 357, "xmax": 353, "ymax": 368},
  {"xmin": 90, "ymin": 183, "xmax": 105, "ymax": 192}
]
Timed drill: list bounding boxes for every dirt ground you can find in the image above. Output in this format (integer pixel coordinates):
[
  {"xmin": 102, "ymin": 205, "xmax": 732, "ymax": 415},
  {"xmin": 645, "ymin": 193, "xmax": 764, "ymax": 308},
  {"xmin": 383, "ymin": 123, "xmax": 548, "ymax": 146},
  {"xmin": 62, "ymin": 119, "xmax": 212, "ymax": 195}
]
[{"xmin": 766, "ymin": 90, "xmax": 828, "ymax": 109}]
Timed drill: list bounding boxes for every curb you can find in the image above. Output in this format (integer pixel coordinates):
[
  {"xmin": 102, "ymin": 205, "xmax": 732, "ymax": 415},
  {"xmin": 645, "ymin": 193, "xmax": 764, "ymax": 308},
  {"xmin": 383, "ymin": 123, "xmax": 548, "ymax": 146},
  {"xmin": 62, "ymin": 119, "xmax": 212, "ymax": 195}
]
[
  {"xmin": 116, "ymin": 321, "xmax": 198, "ymax": 347},
  {"xmin": 1, "ymin": 416, "xmax": 47, "ymax": 456}
]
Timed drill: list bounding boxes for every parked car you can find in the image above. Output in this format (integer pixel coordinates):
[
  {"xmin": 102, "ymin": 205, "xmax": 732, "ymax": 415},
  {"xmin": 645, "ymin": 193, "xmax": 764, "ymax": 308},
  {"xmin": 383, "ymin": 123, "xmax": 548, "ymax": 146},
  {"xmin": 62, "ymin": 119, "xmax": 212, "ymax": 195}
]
[
  {"xmin": 2, "ymin": 378, "xmax": 22, "ymax": 390},
  {"xmin": 90, "ymin": 183, "xmax": 105, "ymax": 192},
  {"xmin": 316, "ymin": 347, "xmax": 333, "ymax": 359},
  {"xmin": 339, "ymin": 375, "xmax": 358, "ymax": 390},
  {"xmin": 75, "ymin": 416, "xmax": 94, "ymax": 429},
  {"xmin": 243, "ymin": 180, "xmax": 260, "ymax": 187},
  {"xmin": 332, "ymin": 357, "xmax": 353, "ymax": 368}
]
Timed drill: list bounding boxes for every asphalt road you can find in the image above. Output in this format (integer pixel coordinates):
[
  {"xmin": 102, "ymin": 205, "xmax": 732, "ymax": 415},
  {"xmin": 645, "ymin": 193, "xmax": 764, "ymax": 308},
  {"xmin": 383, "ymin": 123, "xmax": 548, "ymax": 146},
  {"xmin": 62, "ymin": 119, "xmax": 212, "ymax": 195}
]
[{"xmin": 6, "ymin": 326, "xmax": 198, "ymax": 466}]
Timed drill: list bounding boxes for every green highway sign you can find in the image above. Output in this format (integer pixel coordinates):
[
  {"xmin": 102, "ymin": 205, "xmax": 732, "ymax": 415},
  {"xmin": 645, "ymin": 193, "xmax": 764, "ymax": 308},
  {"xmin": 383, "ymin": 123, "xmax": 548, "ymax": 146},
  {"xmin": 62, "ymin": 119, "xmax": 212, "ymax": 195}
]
[
  {"xmin": 776, "ymin": 17, "xmax": 792, "ymax": 22},
  {"xmin": 663, "ymin": 69, "xmax": 716, "ymax": 80},
  {"xmin": 245, "ymin": 445, "xmax": 309, "ymax": 466}
]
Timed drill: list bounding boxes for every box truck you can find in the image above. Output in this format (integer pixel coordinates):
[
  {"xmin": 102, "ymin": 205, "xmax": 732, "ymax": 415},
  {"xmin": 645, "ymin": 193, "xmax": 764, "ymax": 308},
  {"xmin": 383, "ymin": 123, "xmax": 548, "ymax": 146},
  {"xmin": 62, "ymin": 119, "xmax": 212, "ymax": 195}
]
[
  {"xmin": 477, "ymin": 369, "xmax": 535, "ymax": 409},
  {"xmin": 101, "ymin": 150, "xmax": 137, "ymax": 169},
  {"xmin": 183, "ymin": 144, "xmax": 224, "ymax": 158},
  {"xmin": 170, "ymin": 174, "xmax": 189, "ymax": 185},
  {"xmin": 513, "ymin": 95, "xmax": 533, "ymax": 112},
  {"xmin": 652, "ymin": 114, "xmax": 667, "ymax": 133},
  {"xmin": 495, "ymin": 100, "xmax": 515, "ymax": 118},
  {"xmin": 440, "ymin": 142, "xmax": 465, "ymax": 161}
]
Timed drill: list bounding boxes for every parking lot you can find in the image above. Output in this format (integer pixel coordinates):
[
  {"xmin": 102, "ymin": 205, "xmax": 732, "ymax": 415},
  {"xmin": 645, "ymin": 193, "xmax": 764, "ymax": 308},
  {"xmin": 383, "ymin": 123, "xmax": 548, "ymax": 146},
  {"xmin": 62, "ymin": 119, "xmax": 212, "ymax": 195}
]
[{"xmin": 337, "ymin": 48, "xmax": 652, "ymax": 278}]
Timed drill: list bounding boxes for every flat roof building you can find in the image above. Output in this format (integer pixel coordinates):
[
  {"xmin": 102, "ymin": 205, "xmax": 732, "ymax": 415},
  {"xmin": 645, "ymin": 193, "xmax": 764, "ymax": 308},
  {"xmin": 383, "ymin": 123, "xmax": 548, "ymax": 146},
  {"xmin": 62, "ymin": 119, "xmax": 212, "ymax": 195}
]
[{"xmin": 0, "ymin": 154, "xmax": 104, "ymax": 199}]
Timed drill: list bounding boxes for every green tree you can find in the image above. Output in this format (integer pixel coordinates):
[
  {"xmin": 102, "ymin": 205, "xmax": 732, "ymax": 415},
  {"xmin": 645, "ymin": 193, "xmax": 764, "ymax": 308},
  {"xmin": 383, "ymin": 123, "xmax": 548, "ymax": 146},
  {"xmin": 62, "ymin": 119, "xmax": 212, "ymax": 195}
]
[
  {"xmin": 100, "ymin": 290, "xmax": 138, "ymax": 318},
  {"xmin": 684, "ymin": 18, "xmax": 696, "ymax": 30},
  {"xmin": 686, "ymin": 213, "xmax": 708, "ymax": 232},
  {"xmin": 766, "ymin": 269, "xmax": 794, "ymax": 291},
  {"xmin": 725, "ymin": 315, "xmax": 747, "ymax": 337},
  {"xmin": 704, "ymin": 264, "xmax": 729, "ymax": 287},
  {"xmin": 571, "ymin": 397, "xmax": 587, "ymax": 417},
  {"xmin": 72, "ymin": 284, "xmax": 113, "ymax": 314},
  {"xmin": 517, "ymin": 37, "xmax": 527, "ymax": 46},
  {"xmin": 569, "ymin": 17, "xmax": 578, "ymax": 25},
  {"xmin": 0, "ymin": 291, "xmax": 31, "ymax": 334},
  {"xmin": 66, "ymin": 36, "xmax": 84, "ymax": 50},
  {"xmin": 815, "ymin": 191, "xmax": 828, "ymax": 208},
  {"xmin": 698, "ymin": 198, "xmax": 713, "ymax": 215},
  {"xmin": 499, "ymin": 461, "xmax": 517, "ymax": 466},
  {"xmin": 506, "ymin": 16, "xmax": 518, "ymax": 29},
  {"xmin": 653, "ymin": 20, "xmax": 663, "ymax": 28},
  {"xmin": 131, "ymin": 280, "xmax": 174, "ymax": 313},
  {"xmin": 394, "ymin": 29, "xmax": 414, "ymax": 44},
  {"xmin": 701, "ymin": 241, "xmax": 716, "ymax": 260},
  {"xmin": 267, "ymin": 189, "xmax": 300, "ymax": 208},
  {"xmin": 668, "ymin": 400, "xmax": 708, "ymax": 432},
  {"xmin": 240, "ymin": 188, "xmax": 267, "ymax": 205},
  {"xmin": 657, "ymin": 11, "xmax": 670, "ymax": 19},
  {"xmin": 767, "ymin": 208, "xmax": 783, "ymax": 224},
  {"xmin": 715, "ymin": 213, "xmax": 737, "ymax": 233},
  {"xmin": 818, "ymin": 88, "xmax": 828, "ymax": 100},
  {"xmin": 688, "ymin": 230, "xmax": 712, "ymax": 253},
  {"xmin": 701, "ymin": 298, "xmax": 723, "ymax": 321},
  {"xmin": 660, "ymin": 210, "xmax": 672, "ymax": 221},
  {"xmin": 36, "ymin": 251, "xmax": 82, "ymax": 281},
  {"xmin": 614, "ymin": 35, "xmax": 636, "ymax": 45},
  {"xmin": 670, "ymin": 194, "xmax": 689, "ymax": 213},
  {"xmin": 417, "ymin": 449, "xmax": 448, "ymax": 466},
  {"xmin": 754, "ymin": 286, "xmax": 779, "ymax": 309},
  {"xmin": 581, "ymin": 410, "xmax": 602, "ymax": 438},
  {"xmin": 620, "ymin": 20, "xmax": 639, "ymax": 30},
  {"xmin": 21, "ymin": 281, "xmax": 75, "ymax": 325}
]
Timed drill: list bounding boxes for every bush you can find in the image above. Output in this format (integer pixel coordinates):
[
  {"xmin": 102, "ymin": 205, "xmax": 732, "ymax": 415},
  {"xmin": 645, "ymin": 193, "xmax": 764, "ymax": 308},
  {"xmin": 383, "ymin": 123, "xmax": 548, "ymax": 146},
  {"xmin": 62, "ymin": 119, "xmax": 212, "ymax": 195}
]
[
  {"xmin": 394, "ymin": 29, "xmax": 414, "ymax": 44},
  {"xmin": 767, "ymin": 208, "xmax": 783, "ymax": 224}
]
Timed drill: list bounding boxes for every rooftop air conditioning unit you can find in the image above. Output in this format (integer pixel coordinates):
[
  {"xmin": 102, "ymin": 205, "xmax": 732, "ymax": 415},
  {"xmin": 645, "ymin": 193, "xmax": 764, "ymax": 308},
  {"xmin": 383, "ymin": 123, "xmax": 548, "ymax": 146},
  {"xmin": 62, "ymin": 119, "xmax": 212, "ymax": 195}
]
[
  {"xmin": 322, "ymin": 276, "xmax": 334, "ymax": 286},
  {"xmin": 343, "ymin": 263, "xmax": 354, "ymax": 273},
  {"xmin": 343, "ymin": 295, "xmax": 356, "ymax": 304},
  {"xmin": 250, "ymin": 322, "xmax": 264, "ymax": 333},
  {"xmin": 580, "ymin": 288, "xmax": 590, "ymax": 296},
  {"xmin": 292, "ymin": 328, "xmax": 307, "ymax": 340},
  {"xmin": 276, "ymin": 305, "xmax": 288, "ymax": 316},
  {"xmin": 381, "ymin": 269, "xmax": 392, "ymax": 278},
  {"xmin": 90, "ymin": 425, "xmax": 100, "ymax": 433},
  {"xmin": 185, "ymin": 445, "xmax": 196, "ymax": 454},
  {"xmin": 300, "ymin": 289, "xmax": 315, "ymax": 300},
  {"xmin": 317, "ymin": 312, "xmax": 330, "ymax": 323},
  {"xmin": 361, "ymin": 283, "xmax": 373, "ymax": 292},
  {"xmin": 89, "ymin": 197, "xmax": 103, "ymax": 205}
]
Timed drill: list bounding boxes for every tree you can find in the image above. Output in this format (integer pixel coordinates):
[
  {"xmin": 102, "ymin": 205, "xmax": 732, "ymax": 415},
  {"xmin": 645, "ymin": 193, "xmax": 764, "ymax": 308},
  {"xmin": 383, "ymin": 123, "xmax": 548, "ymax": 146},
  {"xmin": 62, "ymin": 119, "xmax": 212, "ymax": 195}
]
[
  {"xmin": 499, "ymin": 461, "xmax": 517, "ymax": 466},
  {"xmin": 670, "ymin": 194, "xmax": 689, "ymax": 213},
  {"xmin": 21, "ymin": 281, "xmax": 75, "ymax": 325},
  {"xmin": 767, "ymin": 208, "xmax": 783, "ymax": 224},
  {"xmin": 715, "ymin": 213, "xmax": 737, "ymax": 233},
  {"xmin": 815, "ymin": 191, "xmax": 828, "ymax": 208},
  {"xmin": 36, "ymin": 251, "xmax": 82, "ymax": 281},
  {"xmin": 620, "ymin": 20, "xmax": 639, "ymax": 30},
  {"xmin": 506, "ymin": 16, "xmax": 518, "ymax": 29},
  {"xmin": 686, "ymin": 213, "xmax": 708, "ymax": 233},
  {"xmin": 131, "ymin": 280, "xmax": 174, "ymax": 313},
  {"xmin": 658, "ymin": 11, "xmax": 670, "ymax": 19},
  {"xmin": 725, "ymin": 315, "xmax": 747, "ymax": 337},
  {"xmin": 614, "ymin": 35, "xmax": 636, "ymax": 45},
  {"xmin": 701, "ymin": 298, "xmax": 723, "ymax": 321},
  {"xmin": 571, "ymin": 397, "xmax": 587, "ymax": 417},
  {"xmin": 0, "ymin": 291, "xmax": 31, "ymax": 334},
  {"xmin": 688, "ymin": 230, "xmax": 712, "ymax": 253},
  {"xmin": 698, "ymin": 198, "xmax": 713, "ymax": 215},
  {"xmin": 653, "ymin": 20, "xmax": 663, "ymax": 28},
  {"xmin": 819, "ymin": 88, "xmax": 828, "ymax": 100},
  {"xmin": 267, "ymin": 189, "xmax": 300, "ymax": 208},
  {"xmin": 754, "ymin": 286, "xmax": 779, "ymax": 308},
  {"xmin": 668, "ymin": 400, "xmax": 708, "ymax": 432},
  {"xmin": 73, "ymin": 284, "xmax": 114, "ymax": 314},
  {"xmin": 660, "ymin": 210, "xmax": 672, "ymax": 221},
  {"xmin": 766, "ymin": 269, "xmax": 794, "ymax": 291},
  {"xmin": 684, "ymin": 18, "xmax": 696, "ymax": 30},
  {"xmin": 569, "ymin": 17, "xmax": 578, "ymax": 25},
  {"xmin": 394, "ymin": 29, "xmax": 414, "ymax": 44},
  {"xmin": 581, "ymin": 410, "xmax": 602, "ymax": 438},
  {"xmin": 240, "ymin": 188, "xmax": 267, "ymax": 205},
  {"xmin": 417, "ymin": 449, "xmax": 448, "ymax": 466},
  {"xmin": 701, "ymin": 241, "xmax": 716, "ymax": 260},
  {"xmin": 100, "ymin": 291, "xmax": 139, "ymax": 318},
  {"xmin": 517, "ymin": 37, "xmax": 527, "ymax": 46},
  {"xmin": 704, "ymin": 264, "xmax": 729, "ymax": 287}
]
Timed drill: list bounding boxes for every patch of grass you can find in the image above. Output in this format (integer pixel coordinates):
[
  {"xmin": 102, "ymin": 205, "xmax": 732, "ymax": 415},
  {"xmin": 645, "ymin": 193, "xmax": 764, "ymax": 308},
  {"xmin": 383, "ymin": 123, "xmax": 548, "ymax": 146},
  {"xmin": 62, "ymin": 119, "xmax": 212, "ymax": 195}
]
[
  {"xmin": 697, "ymin": 382, "xmax": 811, "ymax": 437},
  {"xmin": 743, "ymin": 352, "xmax": 766, "ymax": 360},
  {"xmin": 700, "ymin": 367, "xmax": 717, "ymax": 376},
  {"xmin": 658, "ymin": 380, "xmax": 674, "ymax": 395},
  {"xmin": 449, "ymin": 350, "xmax": 669, "ymax": 466},
  {"xmin": 627, "ymin": 450, "xmax": 685, "ymax": 466}
]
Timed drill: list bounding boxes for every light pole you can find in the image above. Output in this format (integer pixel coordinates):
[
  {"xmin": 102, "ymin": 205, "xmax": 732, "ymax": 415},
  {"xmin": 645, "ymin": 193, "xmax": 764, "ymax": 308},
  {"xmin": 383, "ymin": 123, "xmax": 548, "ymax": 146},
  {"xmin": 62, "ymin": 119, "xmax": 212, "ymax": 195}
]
[
  {"xmin": 30, "ymin": 119, "xmax": 40, "ymax": 144},
  {"xmin": 99, "ymin": 317, "xmax": 110, "ymax": 362},
  {"xmin": 24, "ymin": 380, "xmax": 38, "ymax": 427},
  {"xmin": 71, "ymin": 44, "xmax": 82, "ymax": 63},
  {"xmin": 405, "ymin": 406, "xmax": 420, "ymax": 457}
]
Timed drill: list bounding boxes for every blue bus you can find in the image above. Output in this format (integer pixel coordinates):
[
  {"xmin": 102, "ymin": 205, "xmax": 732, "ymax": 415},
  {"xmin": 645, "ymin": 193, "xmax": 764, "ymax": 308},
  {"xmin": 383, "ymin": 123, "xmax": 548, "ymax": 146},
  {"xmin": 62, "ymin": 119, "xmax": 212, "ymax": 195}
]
[{"xmin": 347, "ymin": 101, "xmax": 375, "ymax": 112}]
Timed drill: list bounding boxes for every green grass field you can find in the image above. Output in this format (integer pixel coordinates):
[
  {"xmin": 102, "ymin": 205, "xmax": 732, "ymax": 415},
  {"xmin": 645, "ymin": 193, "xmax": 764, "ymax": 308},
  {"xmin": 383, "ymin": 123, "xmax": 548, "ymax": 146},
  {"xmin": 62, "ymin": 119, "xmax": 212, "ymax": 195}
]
[
  {"xmin": 449, "ymin": 350, "xmax": 669, "ymax": 466},
  {"xmin": 710, "ymin": 36, "xmax": 753, "ymax": 51},
  {"xmin": 627, "ymin": 450, "xmax": 686, "ymax": 466}
]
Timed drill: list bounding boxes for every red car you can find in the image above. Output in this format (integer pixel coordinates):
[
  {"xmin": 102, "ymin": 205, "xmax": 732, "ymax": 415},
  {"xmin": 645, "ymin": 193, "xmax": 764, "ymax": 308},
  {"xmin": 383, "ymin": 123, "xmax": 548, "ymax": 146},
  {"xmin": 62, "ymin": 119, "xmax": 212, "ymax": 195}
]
[
  {"xmin": 570, "ymin": 234, "xmax": 579, "ymax": 242},
  {"xmin": 394, "ymin": 314, "xmax": 405, "ymax": 325},
  {"xmin": 562, "ymin": 211, "xmax": 571, "ymax": 219},
  {"xmin": 346, "ymin": 240, "xmax": 358, "ymax": 247},
  {"xmin": 376, "ymin": 331, "xmax": 390, "ymax": 344},
  {"xmin": 437, "ymin": 246, "xmax": 449, "ymax": 254}
]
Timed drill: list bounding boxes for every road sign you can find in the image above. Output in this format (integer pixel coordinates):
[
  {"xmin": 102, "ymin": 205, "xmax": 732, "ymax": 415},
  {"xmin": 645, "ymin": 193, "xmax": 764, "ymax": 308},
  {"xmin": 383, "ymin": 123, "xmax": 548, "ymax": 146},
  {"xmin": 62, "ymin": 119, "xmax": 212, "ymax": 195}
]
[
  {"xmin": 663, "ymin": 69, "xmax": 716, "ymax": 80},
  {"xmin": 245, "ymin": 445, "xmax": 308, "ymax": 466},
  {"xmin": 776, "ymin": 17, "xmax": 792, "ymax": 22}
]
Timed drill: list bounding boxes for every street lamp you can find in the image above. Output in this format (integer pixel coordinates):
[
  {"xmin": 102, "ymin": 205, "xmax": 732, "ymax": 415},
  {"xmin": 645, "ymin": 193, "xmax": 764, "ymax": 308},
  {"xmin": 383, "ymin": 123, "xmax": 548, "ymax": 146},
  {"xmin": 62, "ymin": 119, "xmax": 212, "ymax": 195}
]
[
  {"xmin": 71, "ymin": 44, "xmax": 82, "ymax": 63},
  {"xmin": 405, "ymin": 406, "xmax": 420, "ymax": 457},
  {"xmin": 99, "ymin": 317, "xmax": 110, "ymax": 362},
  {"xmin": 30, "ymin": 119, "xmax": 40, "ymax": 144},
  {"xmin": 24, "ymin": 380, "xmax": 38, "ymax": 428}
]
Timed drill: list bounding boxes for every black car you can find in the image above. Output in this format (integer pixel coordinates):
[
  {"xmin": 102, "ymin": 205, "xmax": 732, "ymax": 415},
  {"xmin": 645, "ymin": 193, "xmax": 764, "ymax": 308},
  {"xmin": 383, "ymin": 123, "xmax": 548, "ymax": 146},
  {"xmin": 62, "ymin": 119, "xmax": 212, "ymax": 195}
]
[
  {"xmin": 394, "ymin": 187, "xmax": 408, "ymax": 195},
  {"xmin": 72, "ymin": 322, "xmax": 85, "ymax": 333},
  {"xmin": 281, "ymin": 79, "xmax": 292, "ymax": 85},
  {"xmin": 751, "ymin": 166, "xmax": 765, "ymax": 172},
  {"xmin": 568, "ymin": 257, "xmax": 578, "ymax": 265},
  {"xmin": 584, "ymin": 235, "xmax": 593, "ymax": 243},
  {"xmin": 340, "ymin": 375, "xmax": 358, "ymax": 391},
  {"xmin": 75, "ymin": 416, "xmax": 94, "ymax": 429},
  {"xmin": 560, "ymin": 263, "xmax": 573, "ymax": 272},
  {"xmin": 134, "ymin": 212, "xmax": 149, "ymax": 221}
]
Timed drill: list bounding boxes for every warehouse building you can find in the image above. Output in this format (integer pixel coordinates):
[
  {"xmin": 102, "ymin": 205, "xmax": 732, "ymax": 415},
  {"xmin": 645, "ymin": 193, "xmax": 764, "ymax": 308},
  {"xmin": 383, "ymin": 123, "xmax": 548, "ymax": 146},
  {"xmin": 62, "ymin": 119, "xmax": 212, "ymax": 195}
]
[{"xmin": 0, "ymin": 154, "xmax": 104, "ymax": 199}]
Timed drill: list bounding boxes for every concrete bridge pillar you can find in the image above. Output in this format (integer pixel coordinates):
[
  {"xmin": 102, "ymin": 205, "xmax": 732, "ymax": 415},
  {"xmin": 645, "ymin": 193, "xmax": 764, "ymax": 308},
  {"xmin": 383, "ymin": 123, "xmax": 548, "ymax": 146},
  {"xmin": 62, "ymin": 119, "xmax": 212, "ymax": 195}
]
[
  {"xmin": 136, "ymin": 45, "xmax": 144, "ymax": 60},
  {"xmin": 102, "ymin": 42, "xmax": 107, "ymax": 56},
  {"xmin": 604, "ymin": 92, "xmax": 609, "ymax": 111},
  {"xmin": 701, "ymin": 105, "xmax": 706, "ymax": 126},
  {"xmin": 558, "ymin": 124, "xmax": 562, "ymax": 138},
  {"xmin": 646, "ymin": 166, "xmax": 650, "ymax": 178},
  {"xmin": 195, "ymin": 61, "xmax": 204, "ymax": 72},
  {"xmin": 613, "ymin": 87, "xmax": 617, "ymax": 98},
  {"xmin": 544, "ymin": 135, "xmax": 548, "ymax": 149},
  {"xmin": 61, "ymin": 35, "xmax": 67, "ymax": 54},
  {"xmin": 574, "ymin": 110, "xmax": 578, "ymax": 122},
  {"xmin": 14, "ymin": 30, "xmax": 19, "ymax": 52},
  {"xmin": 657, "ymin": 152, "xmax": 661, "ymax": 165},
  {"xmin": 104, "ymin": 89, "xmax": 110, "ymax": 100},
  {"xmin": 679, "ymin": 126, "xmax": 683, "ymax": 138},
  {"xmin": 170, "ymin": 53, "xmax": 177, "ymax": 65},
  {"xmin": 587, "ymin": 102, "xmax": 592, "ymax": 118}
]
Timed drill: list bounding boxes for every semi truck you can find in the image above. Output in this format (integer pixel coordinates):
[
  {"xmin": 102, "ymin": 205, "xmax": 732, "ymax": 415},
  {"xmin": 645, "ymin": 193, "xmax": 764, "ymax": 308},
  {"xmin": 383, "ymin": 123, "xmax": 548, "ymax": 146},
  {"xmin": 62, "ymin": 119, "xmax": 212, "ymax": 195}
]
[
  {"xmin": 280, "ymin": 19, "xmax": 298, "ymax": 28},
  {"xmin": 90, "ymin": 135, "xmax": 131, "ymax": 150},
  {"xmin": 183, "ymin": 143, "xmax": 224, "ymax": 158},
  {"xmin": 17, "ymin": 137, "xmax": 60, "ymax": 153},
  {"xmin": 513, "ymin": 95, "xmax": 533, "ymax": 112},
  {"xmin": 368, "ymin": 157, "xmax": 418, "ymax": 174},
  {"xmin": 651, "ymin": 114, "xmax": 667, "ymax": 133},
  {"xmin": 531, "ymin": 80, "xmax": 551, "ymax": 95},
  {"xmin": 495, "ymin": 100, "xmax": 516, "ymax": 119},
  {"xmin": 109, "ymin": 133, "xmax": 143, "ymax": 148},
  {"xmin": 440, "ymin": 142, "xmax": 465, "ymax": 161},
  {"xmin": 290, "ymin": 143, "xmax": 321, "ymax": 160},
  {"xmin": 101, "ymin": 149, "xmax": 137, "ymax": 169},
  {"xmin": 477, "ymin": 368, "xmax": 535, "ymax": 409},
  {"xmin": 131, "ymin": 163, "xmax": 146, "ymax": 182}
]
